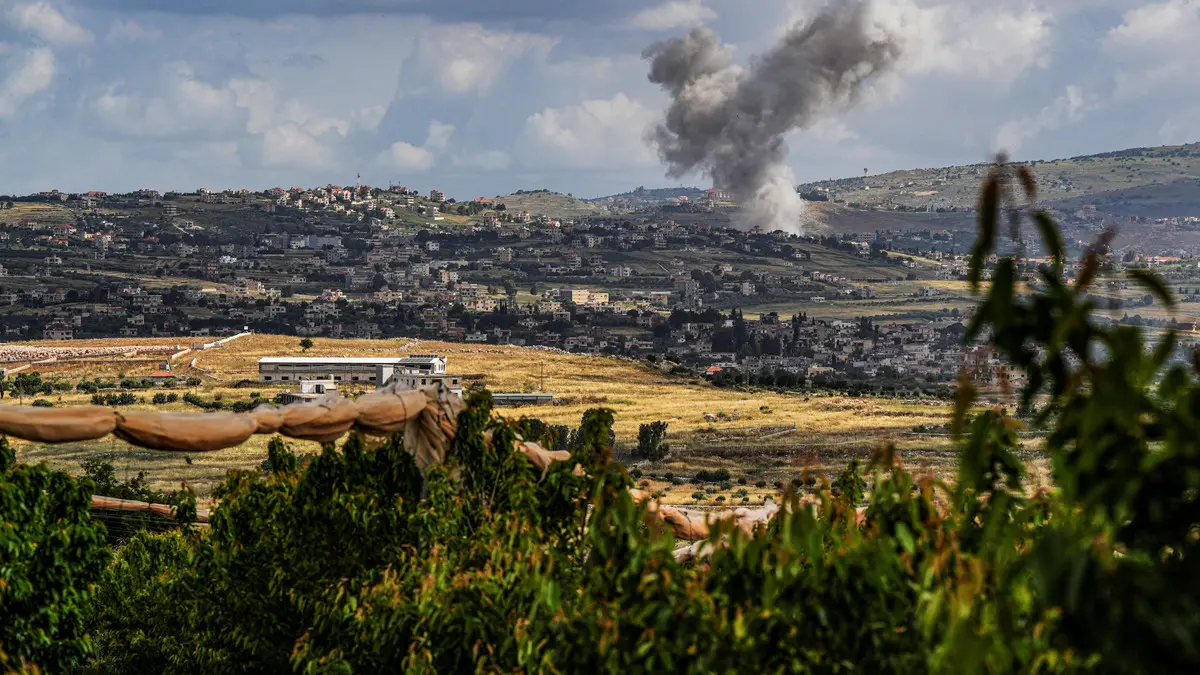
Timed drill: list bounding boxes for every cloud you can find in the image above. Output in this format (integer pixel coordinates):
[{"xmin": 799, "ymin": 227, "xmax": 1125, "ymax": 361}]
[
  {"xmin": 0, "ymin": 46, "xmax": 54, "ymax": 118},
  {"xmin": 380, "ymin": 142, "xmax": 434, "ymax": 171},
  {"xmin": 1104, "ymin": 1, "xmax": 1200, "ymax": 99},
  {"xmin": 424, "ymin": 120, "xmax": 454, "ymax": 150},
  {"xmin": 6, "ymin": 2, "xmax": 92, "ymax": 45},
  {"xmin": 523, "ymin": 93, "xmax": 658, "ymax": 169},
  {"xmin": 260, "ymin": 122, "xmax": 335, "ymax": 168},
  {"xmin": 414, "ymin": 23, "xmax": 558, "ymax": 95},
  {"xmin": 281, "ymin": 52, "xmax": 325, "ymax": 69},
  {"xmin": 1106, "ymin": 0, "xmax": 1199, "ymax": 53},
  {"xmin": 93, "ymin": 64, "xmax": 245, "ymax": 139},
  {"xmin": 107, "ymin": 19, "xmax": 162, "ymax": 42},
  {"xmin": 350, "ymin": 104, "xmax": 386, "ymax": 132},
  {"xmin": 377, "ymin": 120, "xmax": 456, "ymax": 172},
  {"xmin": 628, "ymin": 1, "xmax": 717, "ymax": 31},
  {"xmin": 994, "ymin": 85, "xmax": 1096, "ymax": 156},
  {"xmin": 453, "ymin": 149, "xmax": 511, "ymax": 171},
  {"xmin": 785, "ymin": 0, "xmax": 1053, "ymax": 91}
]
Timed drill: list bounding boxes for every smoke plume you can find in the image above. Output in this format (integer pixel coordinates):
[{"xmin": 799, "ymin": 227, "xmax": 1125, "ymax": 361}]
[{"xmin": 642, "ymin": 1, "xmax": 899, "ymax": 234}]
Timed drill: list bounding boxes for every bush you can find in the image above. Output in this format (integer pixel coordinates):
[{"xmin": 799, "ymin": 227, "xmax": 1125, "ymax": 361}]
[
  {"xmin": 182, "ymin": 393, "xmax": 223, "ymax": 411},
  {"xmin": 834, "ymin": 460, "xmax": 867, "ymax": 505},
  {"xmin": 31, "ymin": 399, "xmax": 54, "ymax": 407},
  {"xmin": 90, "ymin": 392, "xmax": 137, "ymax": 406},
  {"xmin": 694, "ymin": 468, "xmax": 731, "ymax": 483},
  {"xmin": 636, "ymin": 420, "xmax": 670, "ymax": 461},
  {"xmin": 1, "ymin": 437, "xmax": 110, "ymax": 672}
]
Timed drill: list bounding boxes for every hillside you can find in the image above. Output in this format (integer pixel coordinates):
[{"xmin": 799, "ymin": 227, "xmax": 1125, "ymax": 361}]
[
  {"xmin": 493, "ymin": 190, "xmax": 607, "ymax": 218},
  {"xmin": 587, "ymin": 186, "xmax": 707, "ymax": 210},
  {"xmin": 798, "ymin": 142, "xmax": 1200, "ymax": 215},
  {"xmin": 9, "ymin": 334, "xmax": 964, "ymax": 498}
]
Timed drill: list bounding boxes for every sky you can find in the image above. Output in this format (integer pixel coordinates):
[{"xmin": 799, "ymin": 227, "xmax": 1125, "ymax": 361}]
[{"xmin": 0, "ymin": 0, "xmax": 1195, "ymax": 198}]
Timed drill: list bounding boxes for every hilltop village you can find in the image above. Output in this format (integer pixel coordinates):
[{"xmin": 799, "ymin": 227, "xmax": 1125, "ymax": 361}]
[{"xmin": 1, "ymin": 183, "xmax": 1198, "ymax": 392}]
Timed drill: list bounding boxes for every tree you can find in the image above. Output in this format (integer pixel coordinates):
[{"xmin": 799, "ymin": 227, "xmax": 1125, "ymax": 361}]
[
  {"xmin": 1, "ymin": 437, "xmax": 110, "ymax": 672},
  {"xmin": 299, "ymin": 338, "xmax": 313, "ymax": 352},
  {"xmin": 10, "ymin": 372, "xmax": 43, "ymax": 402},
  {"xmin": 636, "ymin": 421, "xmax": 670, "ymax": 461}
]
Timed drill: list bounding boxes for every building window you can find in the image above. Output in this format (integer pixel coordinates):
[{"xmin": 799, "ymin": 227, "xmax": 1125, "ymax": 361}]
[
  {"xmin": 351, "ymin": 377, "xmax": 359, "ymax": 382},
  {"xmin": 334, "ymin": 376, "xmax": 342, "ymax": 381},
  {"xmin": 282, "ymin": 376, "xmax": 290, "ymax": 381},
  {"xmin": 264, "ymin": 376, "xmax": 272, "ymax": 381}
]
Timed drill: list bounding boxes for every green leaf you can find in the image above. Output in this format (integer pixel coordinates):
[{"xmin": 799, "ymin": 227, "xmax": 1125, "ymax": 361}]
[
  {"xmin": 952, "ymin": 372, "xmax": 978, "ymax": 439},
  {"xmin": 1016, "ymin": 164, "xmax": 1038, "ymax": 201},
  {"xmin": 969, "ymin": 173, "xmax": 1001, "ymax": 292},
  {"xmin": 1033, "ymin": 211, "xmax": 1063, "ymax": 265},
  {"xmin": 1128, "ymin": 268, "xmax": 1176, "ymax": 309}
]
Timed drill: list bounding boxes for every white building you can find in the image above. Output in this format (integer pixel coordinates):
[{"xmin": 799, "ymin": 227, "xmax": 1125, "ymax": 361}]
[{"xmin": 257, "ymin": 354, "xmax": 461, "ymax": 394}]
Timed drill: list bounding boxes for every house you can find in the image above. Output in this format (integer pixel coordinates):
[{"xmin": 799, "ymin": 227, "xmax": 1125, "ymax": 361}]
[
  {"xmin": 43, "ymin": 324, "xmax": 73, "ymax": 340},
  {"xmin": 275, "ymin": 380, "xmax": 339, "ymax": 405},
  {"xmin": 149, "ymin": 365, "xmax": 176, "ymax": 384}
]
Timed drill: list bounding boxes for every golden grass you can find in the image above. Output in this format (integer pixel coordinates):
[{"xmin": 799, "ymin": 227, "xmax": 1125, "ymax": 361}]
[{"xmin": 7, "ymin": 334, "xmax": 975, "ymax": 500}]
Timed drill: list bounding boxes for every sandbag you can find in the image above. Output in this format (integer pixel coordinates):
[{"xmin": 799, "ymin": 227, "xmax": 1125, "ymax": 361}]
[
  {"xmin": 250, "ymin": 405, "xmax": 284, "ymax": 434},
  {"xmin": 0, "ymin": 404, "xmax": 116, "ymax": 444},
  {"xmin": 278, "ymin": 394, "xmax": 359, "ymax": 443},
  {"xmin": 353, "ymin": 390, "xmax": 426, "ymax": 435},
  {"xmin": 114, "ymin": 410, "xmax": 258, "ymax": 452},
  {"xmin": 401, "ymin": 388, "xmax": 463, "ymax": 470},
  {"xmin": 658, "ymin": 506, "xmax": 714, "ymax": 540},
  {"xmin": 516, "ymin": 441, "xmax": 571, "ymax": 473}
]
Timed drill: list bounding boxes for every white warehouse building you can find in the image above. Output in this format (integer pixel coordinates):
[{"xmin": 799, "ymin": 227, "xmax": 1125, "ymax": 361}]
[{"xmin": 257, "ymin": 354, "xmax": 461, "ymax": 394}]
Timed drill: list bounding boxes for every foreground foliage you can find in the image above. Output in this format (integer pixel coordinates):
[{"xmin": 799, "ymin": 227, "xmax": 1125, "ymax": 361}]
[{"xmin": 2, "ymin": 164, "xmax": 1199, "ymax": 673}]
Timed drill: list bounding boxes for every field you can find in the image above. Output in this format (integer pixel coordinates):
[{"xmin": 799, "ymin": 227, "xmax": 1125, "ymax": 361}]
[
  {"xmin": 0, "ymin": 202, "xmax": 78, "ymax": 225},
  {"xmin": 0, "ymin": 334, "xmax": 1021, "ymax": 503}
]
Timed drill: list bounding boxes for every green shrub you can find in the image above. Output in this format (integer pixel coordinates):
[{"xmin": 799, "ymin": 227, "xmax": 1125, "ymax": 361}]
[
  {"xmin": 834, "ymin": 460, "xmax": 867, "ymax": 505},
  {"xmin": 694, "ymin": 468, "xmax": 731, "ymax": 483},
  {"xmin": 636, "ymin": 420, "xmax": 670, "ymax": 461},
  {"xmin": 1, "ymin": 437, "xmax": 110, "ymax": 672}
]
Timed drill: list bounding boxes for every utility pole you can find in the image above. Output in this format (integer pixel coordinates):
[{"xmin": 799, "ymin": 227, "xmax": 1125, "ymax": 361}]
[{"xmin": 539, "ymin": 362, "xmax": 545, "ymax": 392}]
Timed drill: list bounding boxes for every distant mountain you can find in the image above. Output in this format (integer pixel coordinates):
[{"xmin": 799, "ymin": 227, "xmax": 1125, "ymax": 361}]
[{"xmin": 798, "ymin": 142, "xmax": 1200, "ymax": 216}]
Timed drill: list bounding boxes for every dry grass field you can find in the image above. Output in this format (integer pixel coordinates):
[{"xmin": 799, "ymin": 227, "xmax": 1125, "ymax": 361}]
[{"xmin": 2, "ymin": 334, "xmax": 1039, "ymax": 504}]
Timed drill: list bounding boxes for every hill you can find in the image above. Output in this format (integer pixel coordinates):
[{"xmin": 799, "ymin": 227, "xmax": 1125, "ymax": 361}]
[
  {"xmin": 587, "ymin": 186, "xmax": 707, "ymax": 210},
  {"xmin": 493, "ymin": 190, "xmax": 607, "ymax": 218},
  {"xmin": 798, "ymin": 142, "xmax": 1200, "ymax": 215}
]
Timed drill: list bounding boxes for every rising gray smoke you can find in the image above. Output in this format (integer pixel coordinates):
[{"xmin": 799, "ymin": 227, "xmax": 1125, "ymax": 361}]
[{"xmin": 642, "ymin": 1, "xmax": 899, "ymax": 234}]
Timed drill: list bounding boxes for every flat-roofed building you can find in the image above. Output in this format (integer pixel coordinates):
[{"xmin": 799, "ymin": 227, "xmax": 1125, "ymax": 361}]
[{"xmin": 257, "ymin": 354, "xmax": 460, "ymax": 394}]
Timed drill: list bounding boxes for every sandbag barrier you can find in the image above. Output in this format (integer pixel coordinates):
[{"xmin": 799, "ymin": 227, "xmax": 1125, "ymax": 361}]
[
  {"xmin": 90, "ymin": 495, "xmax": 211, "ymax": 527},
  {"xmin": 2, "ymin": 383, "xmax": 855, "ymax": 553},
  {"xmin": 0, "ymin": 381, "xmax": 464, "ymax": 464}
]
